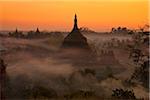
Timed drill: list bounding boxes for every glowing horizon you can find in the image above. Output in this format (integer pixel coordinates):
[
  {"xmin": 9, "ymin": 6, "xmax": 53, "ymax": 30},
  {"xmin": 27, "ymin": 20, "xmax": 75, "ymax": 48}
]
[{"xmin": 0, "ymin": 0, "xmax": 149, "ymax": 32}]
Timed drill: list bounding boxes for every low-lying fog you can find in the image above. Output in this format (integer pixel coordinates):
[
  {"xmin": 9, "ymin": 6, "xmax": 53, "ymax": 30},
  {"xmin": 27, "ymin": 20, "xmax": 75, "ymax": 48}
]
[{"xmin": 0, "ymin": 33, "xmax": 149, "ymax": 99}]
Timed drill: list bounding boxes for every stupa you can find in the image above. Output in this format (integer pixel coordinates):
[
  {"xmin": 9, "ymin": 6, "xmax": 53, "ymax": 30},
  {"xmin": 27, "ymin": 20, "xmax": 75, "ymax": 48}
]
[{"xmin": 62, "ymin": 14, "xmax": 90, "ymax": 50}]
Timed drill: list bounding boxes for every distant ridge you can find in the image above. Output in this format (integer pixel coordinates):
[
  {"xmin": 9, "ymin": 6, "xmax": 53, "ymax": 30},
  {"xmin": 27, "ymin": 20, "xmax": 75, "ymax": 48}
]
[{"xmin": 79, "ymin": 27, "xmax": 96, "ymax": 33}]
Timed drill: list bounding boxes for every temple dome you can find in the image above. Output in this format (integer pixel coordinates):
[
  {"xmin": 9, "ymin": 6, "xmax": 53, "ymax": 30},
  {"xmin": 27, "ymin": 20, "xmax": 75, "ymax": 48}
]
[{"xmin": 62, "ymin": 14, "xmax": 90, "ymax": 49}]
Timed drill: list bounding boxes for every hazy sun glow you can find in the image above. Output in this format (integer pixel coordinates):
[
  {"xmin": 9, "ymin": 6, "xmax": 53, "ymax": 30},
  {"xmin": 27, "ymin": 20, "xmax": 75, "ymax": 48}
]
[{"xmin": 0, "ymin": 0, "xmax": 149, "ymax": 31}]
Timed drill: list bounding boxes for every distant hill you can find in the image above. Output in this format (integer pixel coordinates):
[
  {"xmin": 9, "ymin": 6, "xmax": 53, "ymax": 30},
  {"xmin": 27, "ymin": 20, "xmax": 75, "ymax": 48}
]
[{"xmin": 79, "ymin": 27, "xmax": 98, "ymax": 34}]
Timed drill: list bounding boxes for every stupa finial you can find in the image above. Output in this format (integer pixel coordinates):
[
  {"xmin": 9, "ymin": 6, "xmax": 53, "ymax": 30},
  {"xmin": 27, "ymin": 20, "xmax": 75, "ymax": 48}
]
[{"xmin": 73, "ymin": 14, "xmax": 78, "ymax": 30}]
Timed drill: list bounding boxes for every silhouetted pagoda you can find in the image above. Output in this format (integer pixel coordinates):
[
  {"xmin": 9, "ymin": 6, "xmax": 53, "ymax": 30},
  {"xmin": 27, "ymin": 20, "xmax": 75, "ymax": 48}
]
[
  {"xmin": 62, "ymin": 14, "xmax": 90, "ymax": 50},
  {"xmin": 36, "ymin": 27, "xmax": 40, "ymax": 33},
  {"xmin": 9, "ymin": 28, "xmax": 24, "ymax": 38},
  {"xmin": 15, "ymin": 28, "xmax": 18, "ymax": 33}
]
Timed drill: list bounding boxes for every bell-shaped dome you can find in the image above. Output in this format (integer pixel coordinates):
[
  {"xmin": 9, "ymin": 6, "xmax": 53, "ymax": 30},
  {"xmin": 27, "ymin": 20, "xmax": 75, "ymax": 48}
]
[{"xmin": 62, "ymin": 14, "xmax": 90, "ymax": 50}]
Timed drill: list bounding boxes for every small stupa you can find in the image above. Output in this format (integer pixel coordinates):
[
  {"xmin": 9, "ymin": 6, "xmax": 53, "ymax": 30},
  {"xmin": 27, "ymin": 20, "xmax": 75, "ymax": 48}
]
[
  {"xmin": 36, "ymin": 27, "xmax": 40, "ymax": 33},
  {"xmin": 15, "ymin": 28, "xmax": 18, "ymax": 33},
  {"xmin": 62, "ymin": 14, "xmax": 90, "ymax": 50}
]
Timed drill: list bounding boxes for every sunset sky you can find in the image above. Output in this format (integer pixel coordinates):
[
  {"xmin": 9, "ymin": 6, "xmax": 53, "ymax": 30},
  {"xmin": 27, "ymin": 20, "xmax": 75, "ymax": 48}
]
[{"xmin": 0, "ymin": 0, "xmax": 149, "ymax": 32}]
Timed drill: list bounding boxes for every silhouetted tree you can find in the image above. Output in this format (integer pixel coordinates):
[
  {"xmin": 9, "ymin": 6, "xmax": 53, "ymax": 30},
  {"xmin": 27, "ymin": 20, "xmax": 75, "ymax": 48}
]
[
  {"xmin": 112, "ymin": 88, "xmax": 136, "ymax": 99},
  {"xmin": 117, "ymin": 27, "xmax": 121, "ymax": 31},
  {"xmin": 128, "ymin": 30, "xmax": 134, "ymax": 34},
  {"xmin": 111, "ymin": 28, "xmax": 116, "ymax": 33},
  {"xmin": 129, "ymin": 48, "xmax": 143, "ymax": 64},
  {"xmin": 0, "ymin": 59, "xmax": 6, "ymax": 74},
  {"xmin": 131, "ymin": 60, "xmax": 149, "ymax": 88},
  {"xmin": 129, "ymin": 26, "xmax": 149, "ymax": 89},
  {"xmin": 0, "ymin": 58, "xmax": 7, "ymax": 100}
]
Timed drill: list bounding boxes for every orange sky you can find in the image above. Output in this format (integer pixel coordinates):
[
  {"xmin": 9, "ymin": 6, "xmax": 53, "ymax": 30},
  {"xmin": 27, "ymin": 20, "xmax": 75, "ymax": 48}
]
[{"xmin": 0, "ymin": 0, "xmax": 149, "ymax": 31}]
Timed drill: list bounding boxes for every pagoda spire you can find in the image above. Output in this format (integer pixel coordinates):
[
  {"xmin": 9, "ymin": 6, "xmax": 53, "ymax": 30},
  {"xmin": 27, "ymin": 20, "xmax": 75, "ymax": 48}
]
[
  {"xmin": 73, "ymin": 14, "xmax": 78, "ymax": 30},
  {"xmin": 36, "ymin": 27, "xmax": 40, "ymax": 33},
  {"xmin": 15, "ymin": 28, "xmax": 18, "ymax": 33}
]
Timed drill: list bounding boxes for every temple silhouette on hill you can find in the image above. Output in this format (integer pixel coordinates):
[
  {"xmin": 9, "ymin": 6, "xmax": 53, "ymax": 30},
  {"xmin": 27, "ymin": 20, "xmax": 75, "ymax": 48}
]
[{"xmin": 62, "ymin": 14, "xmax": 90, "ymax": 50}]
